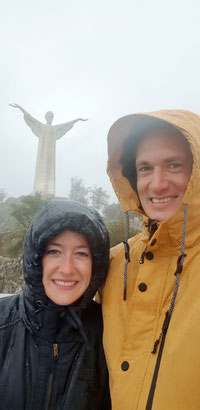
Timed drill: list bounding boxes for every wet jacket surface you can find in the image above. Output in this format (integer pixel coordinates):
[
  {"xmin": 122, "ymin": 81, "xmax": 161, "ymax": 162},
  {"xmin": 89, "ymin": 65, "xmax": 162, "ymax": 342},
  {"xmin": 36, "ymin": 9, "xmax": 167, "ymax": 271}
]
[
  {"xmin": 0, "ymin": 200, "xmax": 110, "ymax": 410},
  {"xmin": 102, "ymin": 110, "xmax": 200, "ymax": 410}
]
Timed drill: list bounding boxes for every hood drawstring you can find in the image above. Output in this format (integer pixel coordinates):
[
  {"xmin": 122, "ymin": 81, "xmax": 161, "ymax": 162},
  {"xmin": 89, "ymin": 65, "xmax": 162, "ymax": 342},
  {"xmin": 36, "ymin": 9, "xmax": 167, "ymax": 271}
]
[
  {"xmin": 123, "ymin": 211, "xmax": 131, "ymax": 300},
  {"xmin": 20, "ymin": 297, "xmax": 89, "ymax": 348},
  {"xmin": 151, "ymin": 203, "xmax": 188, "ymax": 354},
  {"xmin": 68, "ymin": 306, "xmax": 90, "ymax": 349}
]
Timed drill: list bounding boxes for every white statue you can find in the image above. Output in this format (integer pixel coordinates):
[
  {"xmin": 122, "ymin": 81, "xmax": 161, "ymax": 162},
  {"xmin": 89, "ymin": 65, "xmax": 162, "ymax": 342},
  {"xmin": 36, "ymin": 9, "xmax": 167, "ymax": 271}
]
[{"xmin": 10, "ymin": 103, "xmax": 87, "ymax": 197}]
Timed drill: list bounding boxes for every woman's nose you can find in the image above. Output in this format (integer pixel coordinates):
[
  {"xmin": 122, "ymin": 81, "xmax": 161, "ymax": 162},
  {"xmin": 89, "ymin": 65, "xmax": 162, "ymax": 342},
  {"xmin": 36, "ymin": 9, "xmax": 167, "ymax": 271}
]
[{"xmin": 60, "ymin": 256, "xmax": 74, "ymax": 273}]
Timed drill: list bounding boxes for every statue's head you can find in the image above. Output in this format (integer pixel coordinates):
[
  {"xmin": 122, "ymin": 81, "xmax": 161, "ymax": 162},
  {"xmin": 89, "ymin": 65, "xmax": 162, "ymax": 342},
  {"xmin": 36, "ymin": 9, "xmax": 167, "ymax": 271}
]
[{"xmin": 45, "ymin": 111, "xmax": 54, "ymax": 124}]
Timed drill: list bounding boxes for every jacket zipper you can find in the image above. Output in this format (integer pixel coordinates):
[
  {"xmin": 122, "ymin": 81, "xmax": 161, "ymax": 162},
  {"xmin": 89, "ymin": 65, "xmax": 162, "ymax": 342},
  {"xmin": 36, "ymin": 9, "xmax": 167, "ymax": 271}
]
[
  {"xmin": 46, "ymin": 343, "xmax": 59, "ymax": 410},
  {"xmin": 145, "ymin": 313, "xmax": 171, "ymax": 410}
]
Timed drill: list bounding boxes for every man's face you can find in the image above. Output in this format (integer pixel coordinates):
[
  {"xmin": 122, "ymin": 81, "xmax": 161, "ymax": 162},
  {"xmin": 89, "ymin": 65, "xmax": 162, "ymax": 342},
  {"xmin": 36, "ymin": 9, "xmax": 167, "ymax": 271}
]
[{"xmin": 135, "ymin": 129, "xmax": 193, "ymax": 221}]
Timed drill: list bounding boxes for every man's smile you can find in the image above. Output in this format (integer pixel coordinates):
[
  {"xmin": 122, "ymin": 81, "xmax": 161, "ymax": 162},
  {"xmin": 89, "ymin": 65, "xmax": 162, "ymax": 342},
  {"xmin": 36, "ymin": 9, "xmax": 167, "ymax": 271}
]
[{"xmin": 151, "ymin": 196, "xmax": 177, "ymax": 204}]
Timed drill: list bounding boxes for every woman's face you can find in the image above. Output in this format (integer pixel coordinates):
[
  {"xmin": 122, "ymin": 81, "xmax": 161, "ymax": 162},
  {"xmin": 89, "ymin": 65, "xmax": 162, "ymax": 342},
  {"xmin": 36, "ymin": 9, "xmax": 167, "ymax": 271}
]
[{"xmin": 42, "ymin": 230, "xmax": 92, "ymax": 305}]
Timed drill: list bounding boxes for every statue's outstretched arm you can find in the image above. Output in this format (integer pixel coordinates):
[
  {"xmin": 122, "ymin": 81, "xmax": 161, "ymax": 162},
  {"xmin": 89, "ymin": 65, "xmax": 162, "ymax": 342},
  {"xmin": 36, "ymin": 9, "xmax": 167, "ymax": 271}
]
[
  {"xmin": 71, "ymin": 118, "xmax": 88, "ymax": 123},
  {"xmin": 9, "ymin": 103, "xmax": 28, "ymax": 115},
  {"xmin": 55, "ymin": 118, "xmax": 88, "ymax": 140},
  {"xmin": 9, "ymin": 103, "xmax": 43, "ymax": 137}
]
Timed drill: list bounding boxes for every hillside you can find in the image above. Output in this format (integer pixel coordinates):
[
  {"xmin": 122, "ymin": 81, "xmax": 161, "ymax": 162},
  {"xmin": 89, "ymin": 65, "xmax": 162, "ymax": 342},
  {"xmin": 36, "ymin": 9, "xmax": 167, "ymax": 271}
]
[{"xmin": 0, "ymin": 197, "xmax": 21, "ymax": 233}]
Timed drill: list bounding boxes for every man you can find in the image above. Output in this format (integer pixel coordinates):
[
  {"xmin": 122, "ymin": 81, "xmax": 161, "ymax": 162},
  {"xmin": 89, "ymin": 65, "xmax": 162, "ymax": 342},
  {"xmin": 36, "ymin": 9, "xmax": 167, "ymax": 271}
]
[{"xmin": 102, "ymin": 110, "xmax": 200, "ymax": 410}]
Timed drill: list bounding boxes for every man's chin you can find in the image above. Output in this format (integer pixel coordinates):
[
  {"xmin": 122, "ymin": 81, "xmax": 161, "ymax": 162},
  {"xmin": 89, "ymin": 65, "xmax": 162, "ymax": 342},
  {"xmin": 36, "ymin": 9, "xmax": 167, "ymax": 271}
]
[{"xmin": 145, "ymin": 202, "xmax": 181, "ymax": 222}]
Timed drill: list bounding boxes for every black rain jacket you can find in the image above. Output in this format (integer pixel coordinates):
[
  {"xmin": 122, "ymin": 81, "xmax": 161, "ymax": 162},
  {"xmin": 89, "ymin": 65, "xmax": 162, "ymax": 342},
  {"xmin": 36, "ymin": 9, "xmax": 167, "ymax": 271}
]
[{"xmin": 0, "ymin": 200, "xmax": 111, "ymax": 410}]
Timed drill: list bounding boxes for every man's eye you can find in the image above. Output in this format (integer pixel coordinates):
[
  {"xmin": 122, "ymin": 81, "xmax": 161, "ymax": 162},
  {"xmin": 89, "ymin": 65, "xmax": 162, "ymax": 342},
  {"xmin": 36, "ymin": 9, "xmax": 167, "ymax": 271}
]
[
  {"xmin": 169, "ymin": 163, "xmax": 182, "ymax": 169},
  {"xmin": 138, "ymin": 166, "xmax": 151, "ymax": 172}
]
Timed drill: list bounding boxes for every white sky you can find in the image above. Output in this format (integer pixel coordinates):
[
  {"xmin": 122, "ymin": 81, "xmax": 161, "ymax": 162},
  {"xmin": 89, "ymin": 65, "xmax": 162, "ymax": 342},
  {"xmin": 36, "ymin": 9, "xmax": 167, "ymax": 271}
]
[{"xmin": 0, "ymin": 0, "xmax": 200, "ymax": 203}]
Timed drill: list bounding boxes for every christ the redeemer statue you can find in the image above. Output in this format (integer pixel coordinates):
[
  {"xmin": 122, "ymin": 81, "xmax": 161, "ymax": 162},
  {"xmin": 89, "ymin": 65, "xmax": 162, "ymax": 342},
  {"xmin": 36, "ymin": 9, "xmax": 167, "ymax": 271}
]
[{"xmin": 10, "ymin": 103, "xmax": 87, "ymax": 198}]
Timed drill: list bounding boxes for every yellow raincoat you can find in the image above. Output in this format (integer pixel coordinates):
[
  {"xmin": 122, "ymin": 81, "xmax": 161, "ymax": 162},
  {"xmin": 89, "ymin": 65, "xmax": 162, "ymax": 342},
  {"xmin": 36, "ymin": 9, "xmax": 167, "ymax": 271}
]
[{"xmin": 102, "ymin": 110, "xmax": 200, "ymax": 410}]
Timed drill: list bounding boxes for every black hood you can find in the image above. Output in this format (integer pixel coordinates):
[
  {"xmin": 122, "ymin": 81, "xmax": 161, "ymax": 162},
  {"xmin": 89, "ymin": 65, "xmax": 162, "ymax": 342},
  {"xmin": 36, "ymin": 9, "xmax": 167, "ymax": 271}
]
[{"xmin": 23, "ymin": 199, "xmax": 110, "ymax": 308}]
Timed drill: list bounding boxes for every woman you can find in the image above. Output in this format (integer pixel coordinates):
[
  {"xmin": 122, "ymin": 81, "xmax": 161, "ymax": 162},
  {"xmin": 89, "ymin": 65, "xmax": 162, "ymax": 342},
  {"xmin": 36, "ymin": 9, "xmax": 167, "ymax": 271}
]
[{"xmin": 0, "ymin": 199, "xmax": 110, "ymax": 409}]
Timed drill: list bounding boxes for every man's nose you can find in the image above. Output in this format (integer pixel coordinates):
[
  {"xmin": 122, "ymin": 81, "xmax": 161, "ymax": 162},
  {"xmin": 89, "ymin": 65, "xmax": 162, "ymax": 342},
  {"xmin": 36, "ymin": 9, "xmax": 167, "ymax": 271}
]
[{"xmin": 150, "ymin": 169, "xmax": 169, "ymax": 192}]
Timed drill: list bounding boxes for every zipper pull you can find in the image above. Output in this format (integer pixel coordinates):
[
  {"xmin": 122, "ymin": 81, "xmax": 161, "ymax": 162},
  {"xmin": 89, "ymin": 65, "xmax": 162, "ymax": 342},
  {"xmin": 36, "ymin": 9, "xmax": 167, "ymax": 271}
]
[
  {"xmin": 53, "ymin": 343, "xmax": 59, "ymax": 358},
  {"xmin": 139, "ymin": 251, "xmax": 145, "ymax": 264},
  {"xmin": 139, "ymin": 245, "xmax": 148, "ymax": 264},
  {"xmin": 151, "ymin": 337, "xmax": 161, "ymax": 354},
  {"xmin": 151, "ymin": 312, "xmax": 171, "ymax": 354}
]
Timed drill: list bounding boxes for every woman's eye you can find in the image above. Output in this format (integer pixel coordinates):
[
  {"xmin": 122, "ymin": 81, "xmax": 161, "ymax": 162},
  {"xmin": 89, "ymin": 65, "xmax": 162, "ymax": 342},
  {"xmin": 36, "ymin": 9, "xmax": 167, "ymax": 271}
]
[
  {"xmin": 77, "ymin": 251, "xmax": 89, "ymax": 257},
  {"xmin": 46, "ymin": 249, "xmax": 60, "ymax": 255}
]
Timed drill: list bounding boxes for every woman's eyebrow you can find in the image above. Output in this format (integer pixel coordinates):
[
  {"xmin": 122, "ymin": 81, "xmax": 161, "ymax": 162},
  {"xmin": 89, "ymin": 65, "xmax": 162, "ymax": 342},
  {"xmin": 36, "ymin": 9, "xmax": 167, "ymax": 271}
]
[
  {"xmin": 46, "ymin": 240, "xmax": 61, "ymax": 247},
  {"xmin": 46, "ymin": 242, "xmax": 90, "ymax": 249}
]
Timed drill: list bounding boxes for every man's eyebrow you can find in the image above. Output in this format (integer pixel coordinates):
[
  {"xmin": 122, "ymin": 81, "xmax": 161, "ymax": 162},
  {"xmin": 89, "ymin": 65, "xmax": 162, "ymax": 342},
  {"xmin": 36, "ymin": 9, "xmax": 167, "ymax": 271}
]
[
  {"xmin": 136, "ymin": 156, "xmax": 184, "ymax": 166},
  {"xmin": 135, "ymin": 159, "xmax": 150, "ymax": 167},
  {"xmin": 164, "ymin": 156, "xmax": 184, "ymax": 162}
]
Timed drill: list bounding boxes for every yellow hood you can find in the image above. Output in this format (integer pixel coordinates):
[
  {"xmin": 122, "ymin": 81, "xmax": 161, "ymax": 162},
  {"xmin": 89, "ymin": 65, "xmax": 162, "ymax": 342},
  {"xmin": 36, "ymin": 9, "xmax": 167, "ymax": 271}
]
[
  {"xmin": 103, "ymin": 109, "xmax": 200, "ymax": 410},
  {"xmin": 107, "ymin": 109, "xmax": 200, "ymax": 217}
]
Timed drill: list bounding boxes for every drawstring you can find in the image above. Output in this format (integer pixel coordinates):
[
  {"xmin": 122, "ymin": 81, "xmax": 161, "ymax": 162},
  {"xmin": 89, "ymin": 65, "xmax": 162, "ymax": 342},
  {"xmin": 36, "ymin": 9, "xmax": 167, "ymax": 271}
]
[
  {"xmin": 151, "ymin": 203, "xmax": 188, "ymax": 354},
  {"xmin": 123, "ymin": 211, "xmax": 131, "ymax": 300},
  {"xmin": 68, "ymin": 306, "xmax": 89, "ymax": 349},
  {"xmin": 20, "ymin": 297, "xmax": 89, "ymax": 348}
]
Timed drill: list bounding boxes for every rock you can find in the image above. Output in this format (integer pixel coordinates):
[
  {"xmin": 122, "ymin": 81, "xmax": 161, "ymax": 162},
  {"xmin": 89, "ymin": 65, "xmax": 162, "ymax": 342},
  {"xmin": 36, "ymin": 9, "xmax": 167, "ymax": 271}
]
[{"xmin": 0, "ymin": 256, "xmax": 24, "ymax": 293}]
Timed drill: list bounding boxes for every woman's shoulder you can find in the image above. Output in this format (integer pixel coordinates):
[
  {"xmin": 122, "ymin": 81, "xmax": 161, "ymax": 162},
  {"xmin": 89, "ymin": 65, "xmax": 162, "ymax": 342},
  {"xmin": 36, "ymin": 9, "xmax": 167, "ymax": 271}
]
[
  {"xmin": 82, "ymin": 301, "xmax": 103, "ymax": 333},
  {"xmin": 83, "ymin": 300, "xmax": 102, "ymax": 319},
  {"xmin": 0, "ymin": 294, "xmax": 21, "ymax": 328}
]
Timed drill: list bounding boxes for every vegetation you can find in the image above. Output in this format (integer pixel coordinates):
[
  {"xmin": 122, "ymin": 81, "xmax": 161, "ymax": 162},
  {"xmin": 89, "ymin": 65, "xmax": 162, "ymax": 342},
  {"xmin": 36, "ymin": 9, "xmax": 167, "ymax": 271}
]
[
  {"xmin": 90, "ymin": 186, "xmax": 109, "ymax": 212},
  {"xmin": 103, "ymin": 203, "xmax": 140, "ymax": 247},
  {"xmin": 67, "ymin": 177, "xmax": 109, "ymax": 212},
  {"xmin": 0, "ymin": 194, "xmax": 47, "ymax": 257},
  {"xmin": 10, "ymin": 194, "xmax": 47, "ymax": 231},
  {"xmin": 68, "ymin": 177, "xmax": 90, "ymax": 204},
  {"xmin": 0, "ymin": 180, "xmax": 142, "ymax": 257},
  {"xmin": 0, "ymin": 188, "xmax": 7, "ymax": 204}
]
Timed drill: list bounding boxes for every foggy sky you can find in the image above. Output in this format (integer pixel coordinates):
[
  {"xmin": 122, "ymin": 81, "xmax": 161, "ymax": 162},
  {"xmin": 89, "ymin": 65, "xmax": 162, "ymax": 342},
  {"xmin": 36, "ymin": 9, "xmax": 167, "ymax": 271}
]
[{"xmin": 1, "ymin": 0, "xmax": 200, "ymax": 203}]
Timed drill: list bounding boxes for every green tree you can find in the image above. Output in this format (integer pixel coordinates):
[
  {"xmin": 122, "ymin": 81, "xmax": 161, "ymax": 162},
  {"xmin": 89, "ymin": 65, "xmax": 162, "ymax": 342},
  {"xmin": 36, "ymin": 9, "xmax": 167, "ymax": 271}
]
[
  {"xmin": 1, "ymin": 194, "xmax": 47, "ymax": 257},
  {"xmin": 68, "ymin": 177, "xmax": 90, "ymax": 205},
  {"xmin": 10, "ymin": 194, "xmax": 47, "ymax": 231},
  {"xmin": 90, "ymin": 186, "xmax": 109, "ymax": 212},
  {"xmin": 103, "ymin": 203, "xmax": 141, "ymax": 247},
  {"xmin": 105, "ymin": 214, "xmax": 140, "ymax": 247},
  {"xmin": 103, "ymin": 202, "xmax": 122, "ymax": 221}
]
